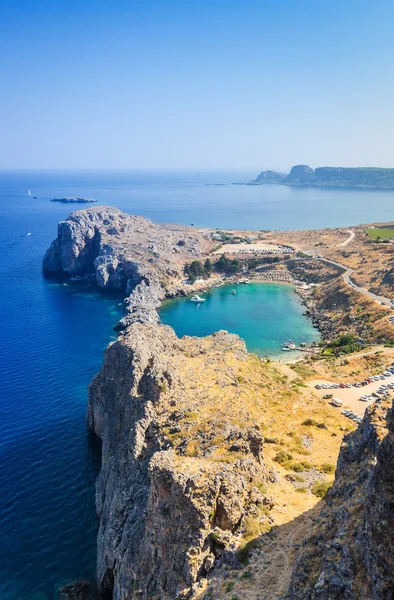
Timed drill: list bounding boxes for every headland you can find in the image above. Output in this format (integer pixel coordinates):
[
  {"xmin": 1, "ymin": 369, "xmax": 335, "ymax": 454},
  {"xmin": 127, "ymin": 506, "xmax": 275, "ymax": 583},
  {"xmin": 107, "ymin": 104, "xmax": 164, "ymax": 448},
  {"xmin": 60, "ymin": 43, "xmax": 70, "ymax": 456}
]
[
  {"xmin": 240, "ymin": 164, "xmax": 394, "ymax": 189},
  {"xmin": 44, "ymin": 207, "xmax": 394, "ymax": 600}
]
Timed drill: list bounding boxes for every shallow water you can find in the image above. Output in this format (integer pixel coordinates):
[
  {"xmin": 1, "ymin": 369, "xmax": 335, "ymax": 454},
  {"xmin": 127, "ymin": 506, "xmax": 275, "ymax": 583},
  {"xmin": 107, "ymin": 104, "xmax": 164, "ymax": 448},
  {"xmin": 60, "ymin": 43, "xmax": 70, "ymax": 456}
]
[{"xmin": 159, "ymin": 282, "xmax": 320, "ymax": 358}]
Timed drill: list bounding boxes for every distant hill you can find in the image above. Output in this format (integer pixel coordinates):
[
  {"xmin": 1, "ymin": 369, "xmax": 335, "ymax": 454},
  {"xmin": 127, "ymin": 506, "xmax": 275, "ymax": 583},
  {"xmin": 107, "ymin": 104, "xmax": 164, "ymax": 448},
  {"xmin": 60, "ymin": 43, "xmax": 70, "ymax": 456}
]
[{"xmin": 254, "ymin": 165, "xmax": 394, "ymax": 189}]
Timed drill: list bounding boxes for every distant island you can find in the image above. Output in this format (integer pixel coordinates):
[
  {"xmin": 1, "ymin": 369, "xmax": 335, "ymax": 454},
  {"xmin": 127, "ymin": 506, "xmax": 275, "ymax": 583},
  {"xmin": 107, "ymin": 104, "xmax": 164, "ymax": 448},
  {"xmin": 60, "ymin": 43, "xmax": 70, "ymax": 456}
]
[
  {"xmin": 50, "ymin": 197, "xmax": 97, "ymax": 203},
  {"xmin": 246, "ymin": 165, "xmax": 394, "ymax": 189}
]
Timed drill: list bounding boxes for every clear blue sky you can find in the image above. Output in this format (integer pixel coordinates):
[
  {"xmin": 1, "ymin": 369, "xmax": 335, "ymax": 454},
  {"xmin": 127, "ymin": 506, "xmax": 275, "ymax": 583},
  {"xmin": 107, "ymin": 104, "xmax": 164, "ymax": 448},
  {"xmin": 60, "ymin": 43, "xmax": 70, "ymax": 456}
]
[{"xmin": 1, "ymin": 0, "xmax": 394, "ymax": 170}]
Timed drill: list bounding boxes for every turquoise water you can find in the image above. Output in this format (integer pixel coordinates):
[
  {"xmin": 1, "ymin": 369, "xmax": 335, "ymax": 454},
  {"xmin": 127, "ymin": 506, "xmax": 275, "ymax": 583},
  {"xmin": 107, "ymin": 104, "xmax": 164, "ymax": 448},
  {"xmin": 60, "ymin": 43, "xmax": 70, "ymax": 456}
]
[
  {"xmin": 159, "ymin": 282, "xmax": 320, "ymax": 357},
  {"xmin": 0, "ymin": 168, "xmax": 390, "ymax": 599}
]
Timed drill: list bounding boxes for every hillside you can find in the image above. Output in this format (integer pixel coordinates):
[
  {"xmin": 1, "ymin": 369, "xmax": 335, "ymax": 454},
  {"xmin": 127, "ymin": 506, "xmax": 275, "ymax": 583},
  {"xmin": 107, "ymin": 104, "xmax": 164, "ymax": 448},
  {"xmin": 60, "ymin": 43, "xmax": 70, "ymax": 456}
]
[{"xmin": 254, "ymin": 165, "xmax": 394, "ymax": 189}]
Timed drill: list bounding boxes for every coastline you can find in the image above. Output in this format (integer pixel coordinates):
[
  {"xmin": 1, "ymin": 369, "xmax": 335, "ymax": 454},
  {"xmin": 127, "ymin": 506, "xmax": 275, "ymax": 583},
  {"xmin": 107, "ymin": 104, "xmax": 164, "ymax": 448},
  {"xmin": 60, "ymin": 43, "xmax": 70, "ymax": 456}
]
[{"xmin": 44, "ymin": 206, "xmax": 393, "ymax": 600}]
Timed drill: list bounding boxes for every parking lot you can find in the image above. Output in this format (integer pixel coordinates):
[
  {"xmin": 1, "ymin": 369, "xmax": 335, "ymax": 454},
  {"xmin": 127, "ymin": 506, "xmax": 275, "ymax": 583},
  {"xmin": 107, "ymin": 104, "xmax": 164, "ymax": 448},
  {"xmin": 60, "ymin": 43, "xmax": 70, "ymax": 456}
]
[{"xmin": 310, "ymin": 365, "xmax": 394, "ymax": 417}]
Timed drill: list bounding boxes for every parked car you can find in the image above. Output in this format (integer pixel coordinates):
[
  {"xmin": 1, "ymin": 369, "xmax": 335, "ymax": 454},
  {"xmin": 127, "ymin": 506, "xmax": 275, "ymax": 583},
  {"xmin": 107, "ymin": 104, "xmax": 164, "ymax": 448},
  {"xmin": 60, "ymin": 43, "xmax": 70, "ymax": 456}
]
[
  {"xmin": 331, "ymin": 398, "xmax": 342, "ymax": 407},
  {"xmin": 323, "ymin": 393, "xmax": 333, "ymax": 399}
]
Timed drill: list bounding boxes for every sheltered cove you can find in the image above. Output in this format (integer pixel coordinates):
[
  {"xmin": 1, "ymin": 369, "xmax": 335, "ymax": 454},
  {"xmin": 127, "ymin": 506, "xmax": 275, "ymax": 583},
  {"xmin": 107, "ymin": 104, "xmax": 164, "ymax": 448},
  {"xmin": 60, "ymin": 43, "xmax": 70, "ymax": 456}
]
[{"xmin": 45, "ymin": 207, "xmax": 394, "ymax": 600}]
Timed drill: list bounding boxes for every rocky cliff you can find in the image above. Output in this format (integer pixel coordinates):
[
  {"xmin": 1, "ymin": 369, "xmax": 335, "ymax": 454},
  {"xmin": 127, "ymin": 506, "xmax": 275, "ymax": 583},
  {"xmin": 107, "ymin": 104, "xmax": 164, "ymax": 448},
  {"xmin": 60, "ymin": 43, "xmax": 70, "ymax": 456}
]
[
  {"xmin": 288, "ymin": 397, "xmax": 394, "ymax": 599},
  {"xmin": 43, "ymin": 206, "xmax": 213, "ymax": 327},
  {"xmin": 87, "ymin": 324, "xmax": 278, "ymax": 600},
  {"xmin": 46, "ymin": 208, "xmax": 394, "ymax": 600}
]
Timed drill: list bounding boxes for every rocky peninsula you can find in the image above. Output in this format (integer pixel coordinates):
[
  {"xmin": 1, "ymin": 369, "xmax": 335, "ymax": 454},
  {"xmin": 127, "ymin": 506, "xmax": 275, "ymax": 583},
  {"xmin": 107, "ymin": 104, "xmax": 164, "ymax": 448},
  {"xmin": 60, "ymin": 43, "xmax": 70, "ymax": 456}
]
[
  {"xmin": 44, "ymin": 207, "xmax": 394, "ymax": 600},
  {"xmin": 251, "ymin": 164, "xmax": 394, "ymax": 189}
]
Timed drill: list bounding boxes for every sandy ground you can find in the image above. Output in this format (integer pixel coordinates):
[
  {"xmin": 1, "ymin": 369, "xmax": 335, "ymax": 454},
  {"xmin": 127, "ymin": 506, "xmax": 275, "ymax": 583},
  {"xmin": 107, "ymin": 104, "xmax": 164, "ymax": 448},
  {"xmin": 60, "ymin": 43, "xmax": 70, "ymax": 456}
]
[
  {"xmin": 213, "ymin": 241, "xmax": 288, "ymax": 254},
  {"xmin": 309, "ymin": 376, "xmax": 393, "ymax": 416}
]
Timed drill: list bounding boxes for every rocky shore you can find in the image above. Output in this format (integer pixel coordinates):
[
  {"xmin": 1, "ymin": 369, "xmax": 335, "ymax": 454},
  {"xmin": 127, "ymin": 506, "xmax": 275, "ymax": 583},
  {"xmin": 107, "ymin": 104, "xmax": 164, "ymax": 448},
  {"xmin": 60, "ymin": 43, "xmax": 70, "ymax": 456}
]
[{"xmin": 45, "ymin": 207, "xmax": 394, "ymax": 599}]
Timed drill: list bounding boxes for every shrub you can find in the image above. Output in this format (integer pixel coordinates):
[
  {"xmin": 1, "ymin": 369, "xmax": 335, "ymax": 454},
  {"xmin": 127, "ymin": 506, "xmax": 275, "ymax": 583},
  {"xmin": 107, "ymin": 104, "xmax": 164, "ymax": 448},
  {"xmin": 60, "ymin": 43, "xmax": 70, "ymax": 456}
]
[
  {"xmin": 302, "ymin": 418, "xmax": 317, "ymax": 427},
  {"xmin": 274, "ymin": 451, "xmax": 293, "ymax": 464},
  {"xmin": 240, "ymin": 570, "xmax": 252, "ymax": 580},
  {"xmin": 320, "ymin": 463, "xmax": 335, "ymax": 474},
  {"xmin": 312, "ymin": 481, "xmax": 332, "ymax": 498},
  {"xmin": 289, "ymin": 460, "xmax": 313, "ymax": 472},
  {"xmin": 225, "ymin": 582, "xmax": 235, "ymax": 593}
]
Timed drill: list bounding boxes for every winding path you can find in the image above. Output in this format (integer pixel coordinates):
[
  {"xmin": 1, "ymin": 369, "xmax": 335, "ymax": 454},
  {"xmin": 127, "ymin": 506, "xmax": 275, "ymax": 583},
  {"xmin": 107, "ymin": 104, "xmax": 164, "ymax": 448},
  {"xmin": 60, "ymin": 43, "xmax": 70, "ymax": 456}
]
[
  {"xmin": 318, "ymin": 257, "xmax": 393, "ymax": 306},
  {"xmin": 336, "ymin": 229, "xmax": 355, "ymax": 247}
]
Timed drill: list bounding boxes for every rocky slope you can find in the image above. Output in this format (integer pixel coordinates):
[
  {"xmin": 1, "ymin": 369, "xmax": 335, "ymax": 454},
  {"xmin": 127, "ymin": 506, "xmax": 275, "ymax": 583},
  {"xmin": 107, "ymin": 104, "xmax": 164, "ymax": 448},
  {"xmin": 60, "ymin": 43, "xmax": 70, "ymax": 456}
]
[
  {"xmin": 288, "ymin": 397, "xmax": 394, "ymax": 599},
  {"xmin": 45, "ymin": 208, "xmax": 393, "ymax": 599},
  {"xmin": 43, "ymin": 206, "xmax": 213, "ymax": 327},
  {"xmin": 87, "ymin": 324, "xmax": 278, "ymax": 600}
]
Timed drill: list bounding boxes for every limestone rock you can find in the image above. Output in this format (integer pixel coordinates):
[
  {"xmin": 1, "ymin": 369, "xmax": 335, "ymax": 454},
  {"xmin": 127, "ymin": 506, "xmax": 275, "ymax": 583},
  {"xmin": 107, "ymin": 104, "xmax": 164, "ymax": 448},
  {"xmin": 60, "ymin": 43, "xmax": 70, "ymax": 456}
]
[
  {"xmin": 288, "ymin": 398, "xmax": 394, "ymax": 599},
  {"xmin": 43, "ymin": 205, "xmax": 212, "ymax": 292},
  {"xmin": 87, "ymin": 324, "xmax": 273, "ymax": 600},
  {"xmin": 58, "ymin": 579, "xmax": 91, "ymax": 600}
]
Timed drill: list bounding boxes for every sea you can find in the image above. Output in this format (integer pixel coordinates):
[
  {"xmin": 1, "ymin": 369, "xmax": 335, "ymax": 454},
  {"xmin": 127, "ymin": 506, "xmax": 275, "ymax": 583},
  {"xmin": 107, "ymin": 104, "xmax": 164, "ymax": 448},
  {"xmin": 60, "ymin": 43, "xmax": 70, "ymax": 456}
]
[
  {"xmin": 160, "ymin": 282, "xmax": 320, "ymax": 358},
  {"xmin": 2, "ymin": 169, "xmax": 394, "ymax": 599}
]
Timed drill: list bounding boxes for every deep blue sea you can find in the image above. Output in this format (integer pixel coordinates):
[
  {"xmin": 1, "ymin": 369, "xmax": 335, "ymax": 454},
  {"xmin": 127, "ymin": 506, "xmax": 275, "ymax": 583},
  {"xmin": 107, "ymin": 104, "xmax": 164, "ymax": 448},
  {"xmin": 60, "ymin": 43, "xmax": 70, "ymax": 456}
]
[{"xmin": 2, "ymin": 169, "xmax": 394, "ymax": 599}]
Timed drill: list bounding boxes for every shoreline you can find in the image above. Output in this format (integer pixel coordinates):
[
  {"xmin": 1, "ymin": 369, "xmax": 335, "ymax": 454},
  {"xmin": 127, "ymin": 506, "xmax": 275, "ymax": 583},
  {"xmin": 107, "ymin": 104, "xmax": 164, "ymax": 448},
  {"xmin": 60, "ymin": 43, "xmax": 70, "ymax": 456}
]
[{"xmin": 160, "ymin": 276, "xmax": 320, "ymax": 363}]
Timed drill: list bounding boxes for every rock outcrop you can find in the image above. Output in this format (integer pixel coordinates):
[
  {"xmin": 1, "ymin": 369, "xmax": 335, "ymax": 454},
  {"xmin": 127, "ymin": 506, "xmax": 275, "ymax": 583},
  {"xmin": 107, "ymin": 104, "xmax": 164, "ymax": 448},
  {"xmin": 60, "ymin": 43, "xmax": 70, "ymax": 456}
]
[
  {"xmin": 58, "ymin": 579, "xmax": 91, "ymax": 600},
  {"xmin": 88, "ymin": 324, "xmax": 277, "ymax": 600},
  {"xmin": 288, "ymin": 397, "xmax": 394, "ymax": 599},
  {"xmin": 43, "ymin": 206, "xmax": 213, "ymax": 327},
  {"xmin": 43, "ymin": 206, "xmax": 212, "ymax": 291}
]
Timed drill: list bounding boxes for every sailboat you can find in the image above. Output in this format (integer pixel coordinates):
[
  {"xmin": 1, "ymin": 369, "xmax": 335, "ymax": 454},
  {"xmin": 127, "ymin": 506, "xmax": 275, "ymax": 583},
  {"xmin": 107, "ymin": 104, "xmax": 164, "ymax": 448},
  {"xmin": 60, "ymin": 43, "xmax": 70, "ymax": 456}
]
[{"xmin": 28, "ymin": 190, "xmax": 31, "ymax": 196}]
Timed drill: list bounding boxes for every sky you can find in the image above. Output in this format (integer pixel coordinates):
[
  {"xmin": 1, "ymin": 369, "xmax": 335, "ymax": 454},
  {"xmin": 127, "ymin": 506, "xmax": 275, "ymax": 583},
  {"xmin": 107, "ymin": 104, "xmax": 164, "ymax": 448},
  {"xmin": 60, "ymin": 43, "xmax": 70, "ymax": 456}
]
[{"xmin": 1, "ymin": 0, "xmax": 394, "ymax": 170}]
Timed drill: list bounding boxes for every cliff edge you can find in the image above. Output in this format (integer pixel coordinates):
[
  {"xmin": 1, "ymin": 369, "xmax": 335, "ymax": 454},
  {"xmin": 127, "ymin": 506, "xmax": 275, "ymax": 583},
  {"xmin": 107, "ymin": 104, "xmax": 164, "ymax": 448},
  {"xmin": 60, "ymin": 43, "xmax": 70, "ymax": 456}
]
[
  {"xmin": 87, "ymin": 324, "xmax": 277, "ymax": 599},
  {"xmin": 43, "ymin": 206, "xmax": 213, "ymax": 327},
  {"xmin": 288, "ymin": 398, "xmax": 394, "ymax": 599}
]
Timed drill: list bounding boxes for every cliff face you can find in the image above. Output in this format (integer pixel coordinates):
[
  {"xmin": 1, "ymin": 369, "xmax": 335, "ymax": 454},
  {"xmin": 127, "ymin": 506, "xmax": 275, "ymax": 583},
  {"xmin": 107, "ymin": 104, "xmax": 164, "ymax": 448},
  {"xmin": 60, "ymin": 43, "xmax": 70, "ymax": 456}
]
[
  {"xmin": 45, "ymin": 207, "xmax": 394, "ymax": 600},
  {"xmin": 43, "ymin": 206, "xmax": 213, "ymax": 327},
  {"xmin": 288, "ymin": 398, "xmax": 394, "ymax": 599},
  {"xmin": 88, "ymin": 325, "xmax": 276, "ymax": 600}
]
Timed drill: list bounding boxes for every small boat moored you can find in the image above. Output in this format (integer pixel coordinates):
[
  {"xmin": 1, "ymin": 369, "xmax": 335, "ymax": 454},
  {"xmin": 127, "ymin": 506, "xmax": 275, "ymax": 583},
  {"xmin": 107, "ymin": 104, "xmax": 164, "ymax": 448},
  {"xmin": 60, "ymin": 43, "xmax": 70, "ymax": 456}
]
[
  {"xmin": 282, "ymin": 339, "xmax": 297, "ymax": 351},
  {"xmin": 190, "ymin": 295, "xmax": 206, "ymax": 303}
]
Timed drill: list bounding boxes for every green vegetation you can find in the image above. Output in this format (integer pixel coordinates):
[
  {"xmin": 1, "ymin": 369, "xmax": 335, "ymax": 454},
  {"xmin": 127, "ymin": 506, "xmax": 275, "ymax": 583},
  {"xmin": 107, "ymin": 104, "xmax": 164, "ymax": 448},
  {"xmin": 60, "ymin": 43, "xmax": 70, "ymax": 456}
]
[
  {"xmin": 312, "ymin": 481, "xmax": 332, "ymax": 498},
  {"xmin": 215, "ymin": 254, "xmax": 242, "ymax": 275},
  {"xmin": 274, "ymin": 451, "xmax": 293, "ymax": 465},
  {"xmin": 240, "ymin": 570, "xmax": 252, "ymax": 580},
  {"xmin": 289, "ymin": 460, "xmax": 313, "ymax": 472},
  {"xmin": 366, "ymin": 227, "xmax": 394, "ymax": 240},
  {"xmin": 326, "ymin": 334, "xmax": 362, "ymax": 356},
  {"xmin": 225, "ymin": 582, "xmax": 235, "ymax": 592},
  {"xmin": 320, "ymin": 463, "xmax": 335, "ymax": 474},
  {"xmin": 184, "ymin": 254, "xmax": 244, "ymax": 282},
  {"xmin": 274, "ymin": 451, "xmax": 313, "ymax": 472},
  {"xmin": 290, "ymin": 363, "xmax": 317, "ymax": 378},
  {"xmin": 184, "ymin": 260, "xmax": 211, "ymax": 283}
]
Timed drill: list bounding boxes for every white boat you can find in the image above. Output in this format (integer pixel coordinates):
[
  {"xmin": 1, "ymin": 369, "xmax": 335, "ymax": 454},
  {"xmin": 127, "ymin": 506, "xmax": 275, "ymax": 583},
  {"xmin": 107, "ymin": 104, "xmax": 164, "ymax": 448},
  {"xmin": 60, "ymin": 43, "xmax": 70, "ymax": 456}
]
[
  {"xmin": 26, "ymin": 232, "xmax": 32, "ymax": 236},
  {"xmin": 28, "ymin": 190, "xmax": 31, "ymax": 196},
  {"xmin": 282, "ymin": 339, "xmax": 297, "ymax": 351},
  {"xmin": 190, "ymin": 295, "xmax": 206, "ymax": 303},
  {"xmin": 281, "ymin": 346, "xmax": 291, "ymax": 351}
]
